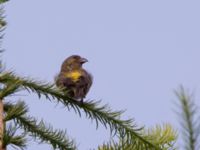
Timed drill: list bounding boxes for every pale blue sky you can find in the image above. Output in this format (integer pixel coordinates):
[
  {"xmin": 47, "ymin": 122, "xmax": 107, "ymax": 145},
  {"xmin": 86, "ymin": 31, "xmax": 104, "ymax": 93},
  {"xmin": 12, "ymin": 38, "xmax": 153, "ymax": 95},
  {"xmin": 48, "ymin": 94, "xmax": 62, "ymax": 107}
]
[{"xmin": 2, "ymin": 0, "xmax": 200, "ymax": 149}]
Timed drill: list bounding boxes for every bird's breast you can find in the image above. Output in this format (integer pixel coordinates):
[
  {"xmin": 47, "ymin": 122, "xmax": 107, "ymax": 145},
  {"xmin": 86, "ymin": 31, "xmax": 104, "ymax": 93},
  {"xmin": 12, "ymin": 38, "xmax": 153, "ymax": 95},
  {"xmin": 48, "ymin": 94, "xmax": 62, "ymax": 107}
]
[{"xmin": 64, "ymin": 71, "xmax": 82, "ymax": 82}]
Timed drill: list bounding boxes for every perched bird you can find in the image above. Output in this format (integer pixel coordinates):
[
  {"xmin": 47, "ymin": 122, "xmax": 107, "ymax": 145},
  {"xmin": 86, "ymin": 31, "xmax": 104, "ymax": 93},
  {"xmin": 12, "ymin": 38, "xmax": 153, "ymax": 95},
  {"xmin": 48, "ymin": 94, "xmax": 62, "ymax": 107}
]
[{"xmin": 56, "ymin": 55, "xmax": 93, "ymax": 103}]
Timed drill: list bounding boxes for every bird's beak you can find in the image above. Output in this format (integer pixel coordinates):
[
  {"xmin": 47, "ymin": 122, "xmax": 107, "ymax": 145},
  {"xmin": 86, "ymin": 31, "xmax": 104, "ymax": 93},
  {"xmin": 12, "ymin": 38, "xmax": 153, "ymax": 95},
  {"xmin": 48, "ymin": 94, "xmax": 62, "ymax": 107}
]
[{"xmin": 80, "ymin": 57, "xmax": 88, "ymax": 64}]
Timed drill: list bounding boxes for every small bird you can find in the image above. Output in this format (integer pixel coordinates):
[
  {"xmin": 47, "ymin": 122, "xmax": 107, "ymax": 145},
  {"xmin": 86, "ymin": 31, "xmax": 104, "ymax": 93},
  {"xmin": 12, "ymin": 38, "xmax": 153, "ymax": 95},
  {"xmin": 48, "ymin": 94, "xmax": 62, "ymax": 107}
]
[{"xmin": 56, "ymin": 55, "xmax": 93, "ymax": 103}]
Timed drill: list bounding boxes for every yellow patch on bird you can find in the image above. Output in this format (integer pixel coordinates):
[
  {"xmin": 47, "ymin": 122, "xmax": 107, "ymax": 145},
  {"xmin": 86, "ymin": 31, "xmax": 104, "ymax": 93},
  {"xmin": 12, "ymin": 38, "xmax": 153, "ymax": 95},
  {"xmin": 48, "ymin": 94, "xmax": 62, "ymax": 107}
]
[{"xmin": 65, "ymin": 71, "xmax": 82, "ymax": 82}]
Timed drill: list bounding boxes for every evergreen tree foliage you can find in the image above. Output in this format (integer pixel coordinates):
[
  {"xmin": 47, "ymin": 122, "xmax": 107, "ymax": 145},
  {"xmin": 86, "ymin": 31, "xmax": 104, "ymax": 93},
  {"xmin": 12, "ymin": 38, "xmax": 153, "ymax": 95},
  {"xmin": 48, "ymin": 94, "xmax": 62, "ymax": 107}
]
[
  {"xmin": 0, "ymin": 1, "xmax": 179, "ymax": 150},
  {"xmin": 98, "ymin": 124, "xmax": 177, "ymax": 150},
  {"xmin": 175, "ymin": 87, "xmax": 200, "ymax": 150}
]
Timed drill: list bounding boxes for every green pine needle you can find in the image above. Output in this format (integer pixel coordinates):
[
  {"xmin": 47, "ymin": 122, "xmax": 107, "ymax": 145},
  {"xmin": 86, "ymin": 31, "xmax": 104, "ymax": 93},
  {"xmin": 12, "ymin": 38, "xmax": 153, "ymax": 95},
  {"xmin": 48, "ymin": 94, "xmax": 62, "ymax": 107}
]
[
  {"xmin": 3, "ymin": 124, "xmax": 27, "ymax": 150},
  {"xmin": 98, "ymin": 124, "xmax": 177, "ymax": 150},
  {"xmin": 4, "ymin": 100, "xmax": 76, "ymax": 150},
  {"xmin": 14, "ymin": 116, "xmax": 76, "ymax": 150},
  {"xmin": 175, "ymin": 86, "xmax": 200, "ymax": 150},
  {"xmin": 0, "ymin": 71, "xmax": 161, "ymax": 149},
  {"xmin": 0, "ymin": 81, "xmax": 21, "ymax": 100},
  {"xmin": 0, "ymin": 0, "xmax": 9, "ymax": 4},
  {"xmin": 4, "ymin": 101, "xmax": 28, "ymax": 121}
]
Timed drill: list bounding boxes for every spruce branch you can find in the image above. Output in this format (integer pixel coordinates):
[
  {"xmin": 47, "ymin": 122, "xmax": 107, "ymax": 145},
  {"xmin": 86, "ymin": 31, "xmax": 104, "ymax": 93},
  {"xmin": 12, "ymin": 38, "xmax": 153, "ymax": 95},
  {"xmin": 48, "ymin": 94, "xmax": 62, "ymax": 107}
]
[
  {"xmin": 3, "ymin": 124, "xmax": 27, "ymax": 150},
  {"xmin": 14, "ymin": 116, "xmax": 76, "ymax": 150},
  {"xmin": 0, "ymin": 72, "xmax": 161, "ymax": 149},
  {"xmin": 175, "ymin": 86, "xmax": 200, "ymax": 150},
  {"xmin": 0, "ymin": 71, "xmax": 72, "ymax": 102},
  {"xmin": 3, "ymin": 100, "xmax": 76, "ymax": 150},
  {"xmin": 98, "ymin": 124, "xmax": 177, "ymax": 150},
  {"xmin": 0, "ymin": 0, "xmax": 9, "ymax": 4},
  {"xmin": 4, "ymin": 101, "xmax": 28, "ymax": 121},
  {"xmin": 143, "ymin": 124, "xmax": 177, "ymax": 150},
  {"xmin": 0, "ymin": 81, "xmax": 21, "ymax": 100}
]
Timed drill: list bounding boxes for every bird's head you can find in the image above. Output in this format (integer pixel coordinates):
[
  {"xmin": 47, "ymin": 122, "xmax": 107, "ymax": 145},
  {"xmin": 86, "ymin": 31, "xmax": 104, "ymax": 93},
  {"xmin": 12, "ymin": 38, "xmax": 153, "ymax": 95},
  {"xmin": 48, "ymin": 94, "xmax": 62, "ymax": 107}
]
[{"xmin": 61, "ymin": 55, "xmax": 88, "ymax": 71}]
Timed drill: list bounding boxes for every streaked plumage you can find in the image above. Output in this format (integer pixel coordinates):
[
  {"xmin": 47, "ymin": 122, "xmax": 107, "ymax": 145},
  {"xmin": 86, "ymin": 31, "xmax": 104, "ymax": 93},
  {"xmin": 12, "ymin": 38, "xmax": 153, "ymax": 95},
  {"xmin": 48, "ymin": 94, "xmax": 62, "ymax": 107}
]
[{"xmin": 56, "ymin": 55, "xmax": 92, "ymax": 103}]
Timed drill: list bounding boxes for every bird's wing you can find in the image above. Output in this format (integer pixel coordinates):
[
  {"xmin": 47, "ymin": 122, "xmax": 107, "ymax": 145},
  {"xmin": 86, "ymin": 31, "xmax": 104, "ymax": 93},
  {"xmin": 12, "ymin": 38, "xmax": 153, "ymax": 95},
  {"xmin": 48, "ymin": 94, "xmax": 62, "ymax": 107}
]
[
  {"xmin": 78, "ymin": 70, "xmax": 93, "ymax": 97},
  {"xmin": 85, "ymin": 72, "xmax": 93, "ymax": 93}
]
